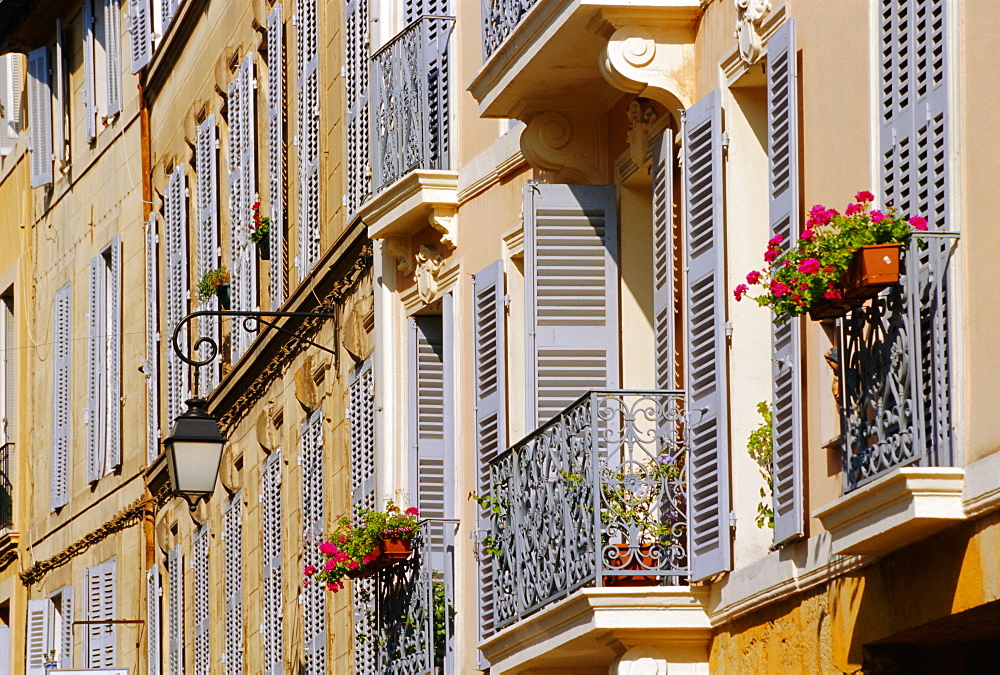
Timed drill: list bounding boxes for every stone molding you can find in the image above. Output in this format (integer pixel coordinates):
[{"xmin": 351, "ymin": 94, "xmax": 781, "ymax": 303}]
[
  {"xmin": 520, "ymin": 110, "xmax": 607, "ymax": 184},
  {"xmin": 599, "ymin": 25, "xmax": 693, "ymax": 116}
]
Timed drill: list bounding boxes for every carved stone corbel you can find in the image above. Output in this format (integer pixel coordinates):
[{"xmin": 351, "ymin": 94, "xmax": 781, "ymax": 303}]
[
  {"xmin": 414, "ymin": 245, "xmax": 444, "ymax": 304},
  {"xmin": 427, "ymin": 205, "xmax": 457, "ymax": 249},
  {"xmin": 735, "ymin": 0, "xmax": 771, "ymax": 65},
  {"xmin": 520, "ymin": 111, "xmax": 606, "ymax": 185},
  {"xmin": 600, "ymin": 25, "xmax": 692, "ymax": 116},
  {"xmin": 610, "ymin": 646, "xmax": 668, "ymax": 675},
  {"xmin": 383, "ymin": 236, "xmax": 414, "ymax": 276},
  {"xmin": 626, "ymin": 98, "xmax": 659, "ymax": 168}
]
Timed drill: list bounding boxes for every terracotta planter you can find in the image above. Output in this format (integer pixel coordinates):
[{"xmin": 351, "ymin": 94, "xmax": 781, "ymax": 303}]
[
  {"xmin": 604, "ymin": 544, "xmax": 661, "ymax": 587},
  {"xmin": 215, "ymin": 283, "xmax": 231, "ymax": 310},
  {"xmin": 345, "ymin": 536, "xmax": 414, "ymax": 579},
  {"xmin": 808, "ymin": 296, "xmax": 849, "ymax": 321},
  {"xmin": 841, "ymin": 243, "xmax": 901, "ymax": 301},
  {"xmin": 256, "ymin": 232, "xmax": 271, "ymax": 260}
]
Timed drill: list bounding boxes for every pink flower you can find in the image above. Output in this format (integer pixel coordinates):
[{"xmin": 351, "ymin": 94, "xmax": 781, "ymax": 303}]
[
  {"xmin": 797, "ymin": 258, "xmax": 821, "ymax": 274},
  {"xmin": 319, "ymin": 542, "xmax": 337, "ymax": 555},
  {"xmin": 338, "ymin": 535, "xmax": 347, "ymax": 543},
  {"xmin": 405, "ymin": 507, "xmax": 420, "ymax": 516},
  {"xmin": 767, "ymin": 234, "xmax": 784, "ymax": 248},
  {"xmin": 909, "ymin": 216, "xmax": 928, "ymax": 231},
  {"xmin": 327, "ymin": 582, "xmax": 337, "ymax": 592},
  {"xmin": 324, "ymin": 559, "xmax": 337, "ymax": 572},
  {"xmin": 346, "ymin": 560, "xmax": 360, "ymax": 570},
  {"xmin": 800, "ymin": 229, "xmax": 814, "ymax": 240},
  {"xmin": 734, "ymin": 284, "xmax": 749, "ymax": 301},
  {"xmin": 769, "ymin": 281, "xmax": 791, "ymax": 297},
  {"xmin": 855, "ymin": 190, "xmax": 875, "ymax": 203},
  {"xmin": 870, "ymin": 210, "xmax": 885, "ymax": 223},
  {"xmin": 844, "ymin": 203, "xmax": 864, "ymax": 216},
  {"xmin": 746, "ymin": 270, "xmax": 762, "ymax": 285},
  {"xmin": 764, "ymin": 249, "xmax": 779, "ymax": 263},
  {"xmin": 304, "ymin": 565, "xmax": 317, "ymax": 577},
  {"xmin": 824, "ymin": 288, "xmax": 843, "ymax": 300}
]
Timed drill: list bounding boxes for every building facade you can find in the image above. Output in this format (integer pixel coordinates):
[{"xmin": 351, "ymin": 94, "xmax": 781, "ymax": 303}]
[{"xmin": 0, "ymin": 0, "xmax": 997, "ymax": 673}]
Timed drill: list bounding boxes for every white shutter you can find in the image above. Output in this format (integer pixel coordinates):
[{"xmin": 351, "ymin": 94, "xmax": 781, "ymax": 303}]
[
  {"xmin": 0, "ymin": 54, "xmax": 25, "ymax": 150},
  {"xmin": 193, "ymin": 525, "xmax": 210, "ymax": 674},
  {"xmin": 1, "ymin": 296, "xmax": 14, "ymax": 445},
  {"xmin": 229, "ymin": 55, "xmax": 258, "ymax": 360},
  {"xmin": 297, "ymin": 0, "xmax": 321, "ymax": 279},
  {"xmin": 147, "ymin": 565, "xmax": 163, "ymax": 675},
  {"xmin": 652, "ymin": 130, "xmax": 676, "ymax": 390},
  {"xmin": 51, "ymin": 284, "xmax": 71, "ymax": 511},
  {"xmin": 682, "ymin": 89, "xmax": 731, "ymax": 582},
  {"xmin": 164, "ymin": 166, "xmax": 190, "ymax": 424},
  {"xmin": 57, "ymin": 587, "xmax": 74, "ymax": 669},
  {"xmin": 300, "ymin": 410, "xmax": 326, "ymax": 673},
  {"xmin": 26, "ymin": 598, "xmax": 52, "ymax": 674},
  {"xmin": 145, "ymin": 214, "xmax": 161, "ymax": 463},
  {"xmin": 167, "ymin": 545, "xmax": 182, "ymax": 675},
  {"xmin": 87, "ymin": 256, "xmax": 106, "ymax": 483},
  {"xmin": 83, "ymin": 0, "xmax": 97, "ymax": 140},
  {"xmin": 53, "ymin": 21, "xmax": 65, "ymax": 164},
  {"xmin": 107, "ymin": 237, "xmax": 122, "ymax": 471},
  {"xmin": 103, "ymin": 0, "xmax": 123, "ymax": 116},
  {"xmin": 129, "ymin": 0, "xmax": 152, "ymax": 72},
  {"xmin": 524, "ymin": 183, "xmax": 619, "ymax": 428},
  {"xmin": 26, "ymin": 47, "xmax": 52, "ymax": 188},
  {"xmin": 262, "ymin": 450, "xmax": 283, "ymax": 675},
  {"xmin": 223, "ymin": 492, "xmax": 244, "ymax": 675},
  {"xmin": 85, "ymin": 558, "xmax": 118, "ymax": 668},
  {"xmin": 348, "ymin": 360, "xmax": 376, "ymax": 671},
  {"xmin": 196, "ymin": 115, "xmax": 221, "ymax": 392},
  {"xmin": 767, "ymin": 20, "xmax": 804, "ymax": 546},
  {"xmin": 267, "ymin": 5, "xmax": 286, "ymax": 306},
  {"xmin": 344, "ymin": 0, "xmax": 370, "ymax": 215}
]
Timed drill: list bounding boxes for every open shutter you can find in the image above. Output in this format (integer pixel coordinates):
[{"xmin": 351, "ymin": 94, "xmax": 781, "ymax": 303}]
[
  {"xmin": 164, "ymin": 166, "xmax": 190, "ymax": 423},
  {"xmin": 524, "ymin": 183, "xmax": 619, "ymax": 428},
  {"xmin": 300, "ymin": 410, "xmax": 327, "ymax": 672},
  {"xmin": 104, "ymin": 0, "xmax": 122, "ymax": 116},
  {"xmin": 767, "ymin": 19, "xmax": 804, "ymax": 545},
  {"xmin": 145, "ymin": 213, "xmax": 161, "ymax": 463},
  {"xmin": 26, "ymin": 599, "xmax": 52, "ymax": 674},
  {"xmin": 262, "ymin": 450, "xmax": 283, "ymax": 675},
  {"xmin": 87, "ymin": 256, "xmax": 105, "ymax": 483},
  {"xmin": 51, "ymin": 285, "xmax": 71, "ymax": 511},
  {"xmin": 297, "ymin": 0, "xmax": 321, "ymax": 278},
  {"xmin": 267, "ymin": 4, "xmax": 287, "ymax": 306},
  {"xmin": 129, "ymin": 0, "xmax": 152, "ymax": 72},
  {"xmin": 229, "ymin": 56, "xmax": 258, "ymax": 360},
  {"xmin": 57, "ymin": 587, "xmax": 74, "ymax": 668},
  {"xmin": 83, "ymin": 0, "xmax": 97, "ymax": 140},
  {"xmin": 344, "ymin": 0, "xmax": 370, "ymax": 216},
  {"xmin": 167, "ymin": 546, "xmax": 182, "ymax": 674},
  {"xmin": 53, "ymin": 21, "xmax": 65, "ymax": 163},
  {"xmin": 193, "ymin": 525, "xmax": 210, "ymax": 674},
  {"xmin": 108, "ymin": 237, "xmax": 122, "ymax": 470},
  {"xmin": 410, "ymin": 315, "xmax": 446, "ymax": 539},
  {"xmin": 652, "ymin": 130, "xmax": 676, "ymax": 390},
  {"xmin": 0, "ymin": 53, "xmax": 25, "ymax": 149},
  {"xmin": 26, "ymin": 47, "xmax": 52, "ymax": 188},
  {"xmin": 196, "ymin": 115, "xmax": 221, "ymax": 392},
  {"xmin": 86, "ymin": 559, "xmax": 117, "ymax": 667},
  {"xmin": 2, "ymin": 297, "xmax": 14, "ymax": 445},
  {"xmin": 348, "ymin": 360, "xmax": 377, "ymax": 671},
  {"xmin": 473, "ymin": 261, "xmax": 505, "ymax": 642},
  {"xmin": 683, "ymin": 89, "xmax": 731, "ymax": 582},
  {"xmin": 147, "ymin": 565, "xmax": 162, "ymax": 675},
  {"xmin": 223, "ymin": 493, "xmax": 244, "ymax": 675}
]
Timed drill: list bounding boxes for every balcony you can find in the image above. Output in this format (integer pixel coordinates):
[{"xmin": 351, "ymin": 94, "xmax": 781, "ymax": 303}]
[{"xmin": 0, "ymin": 442, "xmax": 10, "ymax": 530}]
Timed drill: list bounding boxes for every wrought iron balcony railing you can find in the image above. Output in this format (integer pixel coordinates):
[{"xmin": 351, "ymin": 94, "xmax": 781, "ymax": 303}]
[
  {"xmin": 839, "ymin": 233, "xmax": 959, "ymax": 492},
  {"xmin": 482, "ymin": 0, "xmax": 538, "ymax": 59},
  {"xmin": 370, "ymin": 16, "xmax": 454, "ymax": 195},
  {"xmin": 0, "ymin": 443, "xmax": 12, "ymax": 529},
  {"xmin": 483, "ymin": 391, "xmax": 688, "ymax": 632}
]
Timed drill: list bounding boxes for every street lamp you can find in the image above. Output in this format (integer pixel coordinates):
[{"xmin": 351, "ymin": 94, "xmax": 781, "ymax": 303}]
[{"xmin": 162, "ymin": 397, "xmax": 227, "ymax": 508}]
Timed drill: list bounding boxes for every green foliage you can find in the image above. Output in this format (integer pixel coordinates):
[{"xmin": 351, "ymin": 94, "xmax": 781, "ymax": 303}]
[
  {"xmin": 196, "ymin": 266, "xmax": 229, "ymax": 302},
  {"xmin": 432, "ymin": 579, "xmax": 453, "ymax": 667},
  {"xmin": 250, "ymin": 201, "xmax": 271, "ymax": 243},
  {"xmin": 469, "ymin": 492, "xmax": 504, "ymax": 557},
  {"xmin": 748, "ymin": 401, "xmax": 774, "ymax": 529}
]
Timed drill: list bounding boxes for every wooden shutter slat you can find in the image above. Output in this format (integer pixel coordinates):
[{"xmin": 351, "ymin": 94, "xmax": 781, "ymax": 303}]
[
  {"xmin": 193, "ymin": 525, "xmax": 210, "ymax": 674},
  {"xmin": 87, "ymin": 256, "xmax": 104, "ymax": 483},
  {"xmin": 300, "ymin": 410, "xmax": 327, "ymax": 671},
  {"xmin": 195, "ymin": 115, "xmax": 221, "ymax": 392},
  {"xmin": 268, "ymin": 5, "xmax": 287, "ymax": 307},
  {"xmin": 129, "ymin": 0, "xmax": 152, "ymax": 72},
  {"xmin": 145, "ymin": 214, "xmax": 161, "ymax": 463},
  {"xmin": 262, "ymin": 450, "xmax": 283, "ymax": 675},
  {"xmin": 103, "ymin": 0, "xmax": 122, "ymax": 116},
  {"xmin": 51, "ymin": 284, "xmax": 71, "ymax": 511},
  {"xmin": 58, "ymin": 587, "xmax": 74, "ymax": 669},
  {"xmin": 652, "ymin": 130, "xmax": 676, "ymax": 390},
  {"xmin": 348, "ymin": 360, "xmax": 377, "ymax": 671},
  {"xmin": 108, "ymin": 236, "xmax": 122, "ymax": 470},
  {"xmin": 229, "ymin": 56, "xmax": 258, "ymax": 360},
  {"xmin": 83, "ymin": 0, "xmax": 97, "ymax": 140},
  {"xmin": 223, "ymin": 493, "xmax": 244, "ymax": 675},
  {"xmin": 164, "ymin": 166, "xmax": 189, "ymax": 424},
  {"xmin": 26, "ymin": 598, "xmax": 51, "ymax": 674},
  {"xmin": 26, "ymin": 47, "xmax": 52, "ymax": 187},
  {"xmin": 147, "ymin": 565, "xmax": 162, "ymax": 675}
]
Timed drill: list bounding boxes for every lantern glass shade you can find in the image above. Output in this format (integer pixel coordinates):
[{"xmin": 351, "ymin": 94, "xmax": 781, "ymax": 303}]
[{"xmin": 163, "ymin": 398, "xmax": 226, "ymax": 499}]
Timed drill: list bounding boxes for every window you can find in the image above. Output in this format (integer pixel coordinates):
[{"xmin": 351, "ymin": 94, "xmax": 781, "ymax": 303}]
[
  {"xmin": 83, "ymin": 0, "xmax": 123, "ymax": 141},
  {"xmin": 87, "ymin": 238, "xmax": 122, "ymax": 483},
  {"xmin": 25, "ymin": 589, "xmax": 73, "ymax": 672}
]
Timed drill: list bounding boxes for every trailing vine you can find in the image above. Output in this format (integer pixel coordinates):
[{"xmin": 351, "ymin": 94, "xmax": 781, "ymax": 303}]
[{"xmin": 747, "ymin": 401, "xmax": 774, "ymax": 529}]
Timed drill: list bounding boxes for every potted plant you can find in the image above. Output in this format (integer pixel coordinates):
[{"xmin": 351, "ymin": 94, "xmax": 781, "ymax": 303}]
[
  {"xmin": 734, "ymin": 191, "xmax": 929, "ymax": 323},
  {"xmin": 304, "ymin": 501, "xmax": 420, "ymax": 592},
  {"xmin": 251, "ymin": 201, "xmax": 271, "ymax": 260},
  {"xmin": 196, "ymin": 266, "xmax": 231, "ymax": 310}
]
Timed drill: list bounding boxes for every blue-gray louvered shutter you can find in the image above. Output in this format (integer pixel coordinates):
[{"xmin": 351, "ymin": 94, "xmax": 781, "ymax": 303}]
[
  {"xmin": 58, "ymin": 587, "xmax": 73, "ymax": 669},
  {"xmin": 196, "ymin": 116, "xmax": 221, "ymax": 391},
  {"xmin": 129, "ymin": 0, "xmax": 152, "ymax": 73},
  {"xmin": 26, "ymin": 47, "xmax": 52, "ymax": 188},
  {"xmin": 473, "ymin": 261, "xmax": 504, "ymax": 643},
  {"xmin": 192, "ymin": 525, "xmax": 210, "ymax": 675},
  {"xmin": 85, "ymin": 558, "xmax": 117, "ymax": 667},
  {"xmin": 147, "ymin": 564, "xmax": 162, "ymax": 675},
  {"xmin": 0, "ymin": 54, "xmax": 24, "ymax": 150},
  {"xmin": 223, "ymin": 492, "xmax": 244, "ymax": 675},
  {"xmin": 683, "ymin": 89, "xmax": 731, "ymax": 582},
  {"xmin": 297, "ymin": 0, "xmax": 321, "ymax": 279},
  {"xmin": 26, "ymin": 599, "xmax": 51, "ymax": 674},
  {"xmin": 348, "ymin": 360, "xmax": 376, "ymax": 671},
  {"xmin": 344, "ymin": 0, "xmax": 369, "ymax": 215},
  {"xmin": 108, "ymin": 237, "xmax": 122, "ymax": 470},
  {"xmin": 267, "ymin": 5, "xmax": 287, "ymax": 306},
  {"xmin": 164, "ymin": 166, "xmax": 190, "ymax": 424},
  {"xmin": 87, "ymin": 255, "xmax": 106, "ymax": 483},
  {"xmin": 262, "ymin": 449, "xmax": 283, "ymax": 675},
  {"xmin": 1, "ymin": 297, "xmax": 12, "ymax": 445},
  {"xmin": 103, "ymin": 0, "xmax": 122, "ymax": 117},
  {"xmin": 524, "ymin": 183, "xmax": 619, "ymax": 428},
  {"xmin": 652, "ymin": 130, "xmax": 675, "ymax": 390},
  {"xmin": 768, "ymin": 19, "xmax": 804, "ymax": 545},
  {"xmin": 53, "ymin": 21, "xmax": 65, "ymax": 163},
  {"xmin": 145, "ymin": 214, "xmax": 161, "ymax": 463},
  {"xmin": 300, "ymin": 410, "xmax": 327, "ymax": 673},
  {"xmin": 83, "ymin": 0, "xmax": 97, "ymax": 140},
  {"xmin": 51, "ymin": 284, "xmax": 71, "ymax": 511},
  {"xmin": 167, "ymin": 546, "xmax": 182, "ymax": 675},
  {"xmin": 229, "ymin": 55, "xmax": 258, "ymax": 360}
]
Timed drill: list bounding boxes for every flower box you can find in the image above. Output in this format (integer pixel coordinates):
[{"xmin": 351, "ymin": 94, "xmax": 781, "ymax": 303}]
[
  {"xmin": 256, "ymin": 232, "xmax": 271, "ymax": 260},
  {"xmin": 346, "ymin": 537, "xmax": 413, "ymax": 579},
  {"xmin": 603, "ymin": 543, "xmax": 661, "ymax": 587},
  {"xmin": 215, "ymin": 283, "xmax": 231, "ymax": 310},
  {"xmin": 841, "ymin": 243, "xmax": 901, "ymax": 300}
]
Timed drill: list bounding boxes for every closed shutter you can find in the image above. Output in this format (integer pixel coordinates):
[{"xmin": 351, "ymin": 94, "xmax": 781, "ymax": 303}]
[
  {"xmin": 103, "ymin": 0, "xmax": 122, "ymax": 116},
  {"xmin": 51, "ymin": 284, "xmax": 72, "ymax": 511},
  {"xmin": 682, "ymin": 88, "xmax": 731, "ymax": 582},
  {"xmin": 164, "ymin": 166, "xmax": 190, "ymax": 424},
  {"xmin": 0, "ymin": 54, "xmax": 25, "ymax": 146},
  {"xmin": 167, "ymin": 546, "xmax": 182, "ymax": 675},
  {"xmin": 473, "ymin": 261, "xmax": 505, "ymax": 641},
  {"xmin": 147, "ymin": 565, "xmax": 163, "ymax": 675},
  {"xmin": 57, "ymin": 587, "xmax": 74, "ymax": 669},
  {"xmin": 1, "ymin": 296, "xmax": 13, "ymax": 445},
  {"xmin": 767, "ymin": 19, "xmax": 804, "ymax": 545},
  {"xmin": 267, "ymin": 5, "xmax": 287, "ymax": 306},
  {"xmin": 53, "ymin": 21, "xmax": 65, "ymax": 163},
  {"xmin": 26, "ymin": 598, "xmax": 52, "ymax": 674},
  {"xmin": 524, "ymin": 183, "xmax": 619, "ymax": 427},
  {"xmin": 344, "ymin": 0, "xmax": 369, "ymax": 215},
  {"xmin": 652, "ymin": 130, "xmax": 676, "ymax": 390},
  {"xmin": 300, "ymin": 410, "xmax": 326, "ymax": 673},
  {"xmin": 83, "ymin": 0, "xmax": 97, "ymax": 140},
  {"xmin": 87, "ymin": 255, "xmax": 106, "ymax": 483},
  {"xmin": 348, "ymin": 360, "xmax": 376, "ymax": 671},
  {"xmin": 129, "ymin": 0, "xmax": 152, "ymax": 72},
  {"xmin": 223, "ymin": 492, "xmax": 244, "ymax": 675},
  {"xmin": 229, "ymin": 55, "xmax": 258, "ymax": 360},
  {"xmin": 192, "ymin": 525, "xmax": 210, "ymax": 675},
  {"xmin": 85, "ymin": 558, "xmax": 117, "ymax": 668},
  {"xmin": 107, "ymin": 237, "xmax": 122, "ymax": 470},
  {"xmin": 145, "ymin": 213, "xmax": 161, "ymax": 463},
  {"xmin": 297, "ymin": 0, "xmax": 321, "ymax": 279},
  {"xmin": 196, "ymin": 115, "xmax": 221, "ymax": 391},
  {"xmin": 262, "ymin": 449, "xmax": 283, "ymax": 675},
  {"xmin": 26, "ymin": 47, "xmax": 52, "ymax": 188}
]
